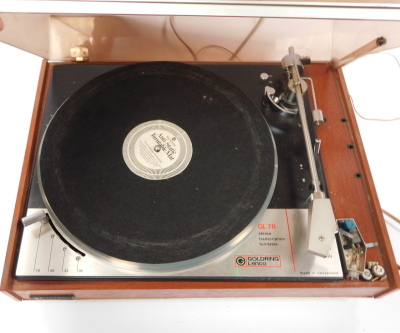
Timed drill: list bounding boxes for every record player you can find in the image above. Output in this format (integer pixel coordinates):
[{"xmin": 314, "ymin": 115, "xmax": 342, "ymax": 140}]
[{"xmin": 1, "ymin": 1, "xmax": 400, "ymax": 300}]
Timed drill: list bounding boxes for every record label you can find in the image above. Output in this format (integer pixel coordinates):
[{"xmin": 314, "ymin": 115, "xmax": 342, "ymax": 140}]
[{"xmin": 122, "ymin": 120, "xmax": 193, "ymax": 180}]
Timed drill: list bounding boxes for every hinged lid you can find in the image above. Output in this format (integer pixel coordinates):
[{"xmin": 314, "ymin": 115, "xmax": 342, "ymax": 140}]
[{"xmin": 1, "ymin": 1, "xmax": 400, "ymax": 62}]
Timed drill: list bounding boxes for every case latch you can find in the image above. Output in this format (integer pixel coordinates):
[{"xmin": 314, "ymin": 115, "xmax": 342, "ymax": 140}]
[{"xmin": 70, "ymin": 46, "xmax": 89, "ymax": 62}]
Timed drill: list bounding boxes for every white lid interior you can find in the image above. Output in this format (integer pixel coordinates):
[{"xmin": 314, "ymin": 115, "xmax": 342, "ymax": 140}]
[{"xmin": 1, "ymin": 1, "xmax": 400, "ymax": 62}]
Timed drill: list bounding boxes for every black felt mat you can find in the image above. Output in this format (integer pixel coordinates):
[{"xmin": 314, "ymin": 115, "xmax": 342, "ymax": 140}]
[{"xmin": 39, "ymin": 62, "xmax": 276, "ymax": 264}]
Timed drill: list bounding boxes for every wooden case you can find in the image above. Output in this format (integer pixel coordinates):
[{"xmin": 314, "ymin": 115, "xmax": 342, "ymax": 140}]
[{"xmin": 1, "ymin": 1, "xmax": 400, "ymax": 300}]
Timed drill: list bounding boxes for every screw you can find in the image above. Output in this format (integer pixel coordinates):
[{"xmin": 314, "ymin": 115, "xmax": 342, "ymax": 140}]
[
  {"xmin": 319, "ymin": 236, "xmax": 325, "ymax": 241},
  {"xmin": 260, "ymin": 73, "xmax": 269, "ymax": 81},
  {"xmin": 76, "ymin": 256, "xmax": 81, "ymax": 261}
]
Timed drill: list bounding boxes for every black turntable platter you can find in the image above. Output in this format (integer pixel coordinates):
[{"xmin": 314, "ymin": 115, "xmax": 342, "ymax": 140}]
[{"xmin": 38, "ymin": 62, "xmax": 277, "ymax": 266}]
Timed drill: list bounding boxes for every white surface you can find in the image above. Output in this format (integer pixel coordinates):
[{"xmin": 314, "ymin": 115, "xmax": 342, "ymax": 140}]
[
  {"xmin": 1, "ymin": 0, "xmax": 400, "ymax": 21},
  {"xmin": 1, "ymin": 43, "xmax": 400, "ymax": 333}
]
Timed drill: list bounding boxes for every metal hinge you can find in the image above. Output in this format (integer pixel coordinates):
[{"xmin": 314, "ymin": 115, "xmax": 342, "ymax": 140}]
[{"xmin": 70, "ymin": 46, "xmax": 89, "ymax": 62}]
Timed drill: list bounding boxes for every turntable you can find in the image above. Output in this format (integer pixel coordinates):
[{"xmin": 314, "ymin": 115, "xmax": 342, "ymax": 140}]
[{"xmin": 1, "ymin": 2, "xmax": 400, "ymax": 300}]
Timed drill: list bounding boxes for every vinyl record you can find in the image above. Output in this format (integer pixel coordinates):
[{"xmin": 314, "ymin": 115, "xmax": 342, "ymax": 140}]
[{"xmin": 38, "ymin": 62, "xmax": 277, "ymax": 269}]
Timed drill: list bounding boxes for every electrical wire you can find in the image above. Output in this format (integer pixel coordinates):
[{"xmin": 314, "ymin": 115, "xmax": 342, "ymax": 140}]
[
  {"xmin": 195, "ymin": 45, "xmax": 241, "ymax": 61},
  {"xmin": 229, "ymin": 18, "xmax": 263, "ymax": 61},
  {"xmin": 169, "ymin": 16, "xmax": 263, "ymax": 62},
  {"xmin": 169, "ymin": 16, "xmax": 197, "ymax": 60},
  {"xmin": 350, "ymin": 95, "xmax": 400, "ymax": 122},
  {"xmin": 378, "ymin": 52, "xmax": 400, "ymax": 68},
  {"xmin": 350, "ymin": 57, "xmax": 400, "ymax": 274},
  {"xmin": 349, "ymin": 52, "xmax": 400, "ymax": 122}
]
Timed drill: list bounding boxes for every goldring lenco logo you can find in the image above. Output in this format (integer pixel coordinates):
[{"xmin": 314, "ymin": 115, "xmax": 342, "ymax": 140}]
[
  {"xmin": 234, "ymin": 255, "xmax": 281, "ymax": 267},
  {"xmin": 235, "ymin": 256, "xmax": 246, "ymax": 266}
]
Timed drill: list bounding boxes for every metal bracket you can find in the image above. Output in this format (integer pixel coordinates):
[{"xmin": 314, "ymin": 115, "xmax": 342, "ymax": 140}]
[{"xmin": 70, "ymin": 46, "xmax": 89, "ymax": 62}]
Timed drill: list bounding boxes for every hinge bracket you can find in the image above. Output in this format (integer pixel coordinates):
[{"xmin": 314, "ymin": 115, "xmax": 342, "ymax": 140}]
[{"xmin": 70, "ymin": 47, "xmax": 89, "ymax": 62}]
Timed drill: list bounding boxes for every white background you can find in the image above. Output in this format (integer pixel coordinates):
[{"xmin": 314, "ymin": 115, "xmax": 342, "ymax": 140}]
[{"xmin": 1, "ymin": 28, "xmax": 400, "ymax": 333}]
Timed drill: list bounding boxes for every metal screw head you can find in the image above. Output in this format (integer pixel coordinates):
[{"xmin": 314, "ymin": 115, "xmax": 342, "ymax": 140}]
[
  {"xmin": 260, "ymin": 73, "xmax": 269, "ymax": 81},
  {"xmin": 319, "ymin": 236, "xmax": 325, "ymax": 241},
  {"xmin": 154, "ymin": 145, "xmax": 161, "ymax": 152}
]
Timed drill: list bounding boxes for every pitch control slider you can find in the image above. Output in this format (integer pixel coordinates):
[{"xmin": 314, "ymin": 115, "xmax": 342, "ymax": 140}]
[{"xmin": 288, "ymin": 48, "xmax": 336, "ymax": 258}]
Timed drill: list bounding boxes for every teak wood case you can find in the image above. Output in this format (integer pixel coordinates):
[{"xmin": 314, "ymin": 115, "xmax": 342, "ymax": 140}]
[{"xmin": 1, "ymin": 60, "xmax": 399, "ymax": 300}]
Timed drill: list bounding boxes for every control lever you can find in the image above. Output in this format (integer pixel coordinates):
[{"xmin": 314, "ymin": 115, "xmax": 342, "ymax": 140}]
[{"xmin": 21, "ymin": 210, "xmax": 48, "ymax": 227}]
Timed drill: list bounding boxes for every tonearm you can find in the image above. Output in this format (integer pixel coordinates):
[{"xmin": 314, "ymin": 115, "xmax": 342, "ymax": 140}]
[{"xmin": 266, "ymin": 47, "xmax": 337, "ymax": 258}]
